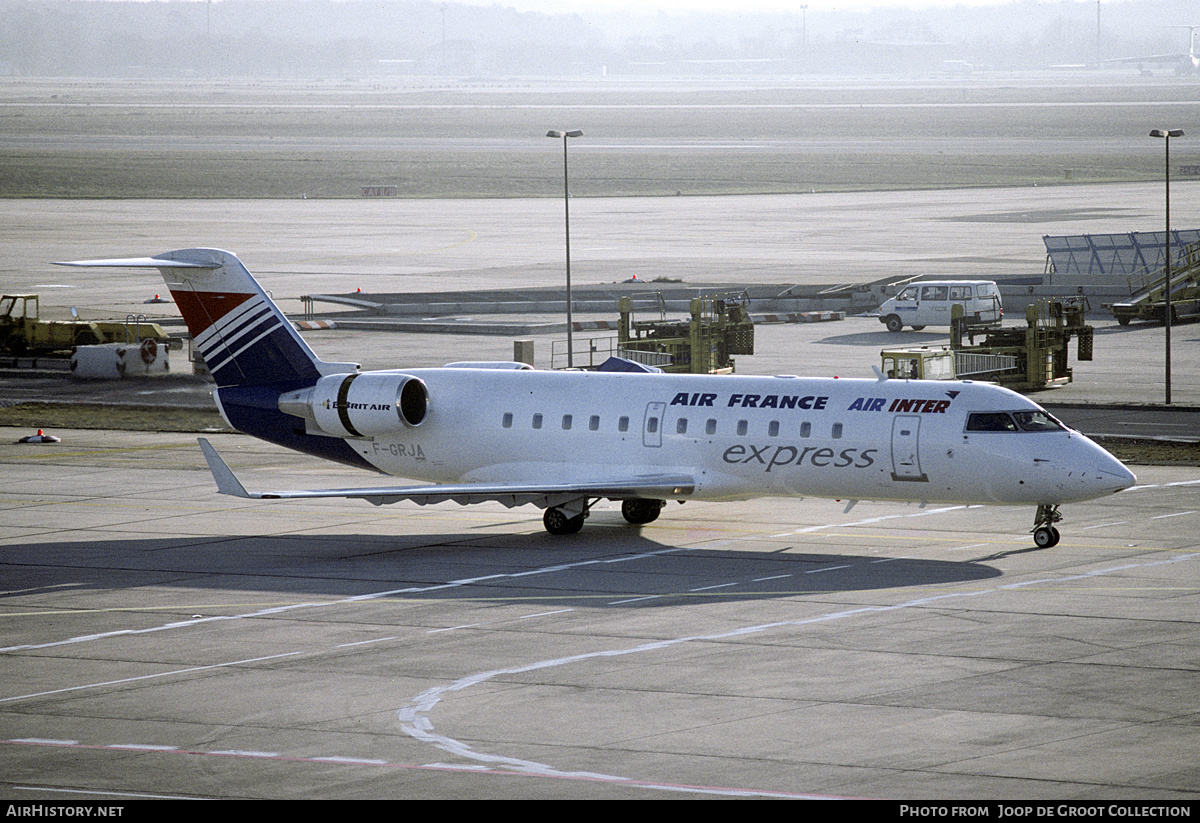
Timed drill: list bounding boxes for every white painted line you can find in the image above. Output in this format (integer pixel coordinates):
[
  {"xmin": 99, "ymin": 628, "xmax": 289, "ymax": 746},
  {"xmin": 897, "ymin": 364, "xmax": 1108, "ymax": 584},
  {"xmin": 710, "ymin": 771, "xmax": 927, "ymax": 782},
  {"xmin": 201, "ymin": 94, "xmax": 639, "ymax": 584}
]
[
  {"xmin": 398, "ymin": 550, "xmax": 1200, "ymax": 794},
  {"xmin": 12, "ymin": 785, "xmax": 206, "ymax": 801},
  {"xmin": 312, "ymin": 755, "xmax": 389, "ymax": 765},
  {"xmin": 805, "ymin": 564, "xmax": 850, "ymax": 574},
  {"xmin": 427, "ymin": 624, "xmax": 482, "ymax": 633},
  {"xmin": 336, "ymin": 636, "xmax": 398, "ymax": 648},
  {"xmin": 519, "ymin": 609, "xmax": 575, "ymax": 619},
  {"xmin": 0, "ymin": 651, "xmax": 303, "ymax": 704},
  {"xmin": 107, "ymin": 744, "xmax": 178, "ymax": 751}
]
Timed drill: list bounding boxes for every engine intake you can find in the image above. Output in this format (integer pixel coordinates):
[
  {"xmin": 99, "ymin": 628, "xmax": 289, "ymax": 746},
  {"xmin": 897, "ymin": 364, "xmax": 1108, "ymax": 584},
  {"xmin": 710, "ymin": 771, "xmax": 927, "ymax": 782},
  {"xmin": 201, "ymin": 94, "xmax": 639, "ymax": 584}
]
[{"xmin": 278, "ymin": 372, "xmax": 428, "ymax": 438}]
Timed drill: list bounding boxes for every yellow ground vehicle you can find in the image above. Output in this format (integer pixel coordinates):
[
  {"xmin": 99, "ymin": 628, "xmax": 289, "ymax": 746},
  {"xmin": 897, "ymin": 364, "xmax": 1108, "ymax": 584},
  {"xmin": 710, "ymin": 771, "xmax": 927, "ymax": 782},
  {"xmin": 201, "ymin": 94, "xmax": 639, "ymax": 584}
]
[
  {"xmin": 0, "ymin": 294, "xmax": 168, "ymax": 356},
  {"xmin": 881, "ymin": 301, "xmax": 1092, "ymax": 392}
]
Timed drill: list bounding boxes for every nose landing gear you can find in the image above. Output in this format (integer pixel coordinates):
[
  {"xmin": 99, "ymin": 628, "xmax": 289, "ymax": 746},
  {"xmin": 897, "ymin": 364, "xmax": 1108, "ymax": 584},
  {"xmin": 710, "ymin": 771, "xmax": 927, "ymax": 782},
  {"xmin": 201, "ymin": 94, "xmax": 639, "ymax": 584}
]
[{"xmin": 1032, "ymin": 504, "xmax": 1062, "ymax": 548}]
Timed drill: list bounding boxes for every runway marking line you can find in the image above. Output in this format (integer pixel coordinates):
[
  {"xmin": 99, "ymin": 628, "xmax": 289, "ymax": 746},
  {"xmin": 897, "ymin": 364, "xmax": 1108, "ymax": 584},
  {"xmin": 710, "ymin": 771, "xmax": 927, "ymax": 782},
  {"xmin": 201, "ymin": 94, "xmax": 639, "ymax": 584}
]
[
  {"xmin": 397, "ymin": 550, "xmax": 1200, "ymax": 789},
  {"xmin": 0, "ymin": 737, "xmax": 837, "ymax": 799}
]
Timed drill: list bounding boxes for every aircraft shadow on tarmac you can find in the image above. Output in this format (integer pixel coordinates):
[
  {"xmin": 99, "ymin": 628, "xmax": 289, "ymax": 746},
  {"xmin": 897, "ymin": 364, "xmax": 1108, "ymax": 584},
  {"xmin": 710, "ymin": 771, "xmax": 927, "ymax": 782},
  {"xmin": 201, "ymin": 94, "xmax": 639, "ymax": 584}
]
[{"xmin": 1, "ymin": 531, "xmax": 1002, "ymax": 609}]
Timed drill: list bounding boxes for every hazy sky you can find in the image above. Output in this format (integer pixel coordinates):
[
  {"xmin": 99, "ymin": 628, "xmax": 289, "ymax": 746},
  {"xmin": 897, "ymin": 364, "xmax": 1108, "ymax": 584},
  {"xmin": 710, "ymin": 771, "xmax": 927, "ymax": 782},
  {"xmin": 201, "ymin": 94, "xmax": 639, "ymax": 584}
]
[{"xmin": 453, "ymin": 0, "xmax": 1009, "ymax": 13}]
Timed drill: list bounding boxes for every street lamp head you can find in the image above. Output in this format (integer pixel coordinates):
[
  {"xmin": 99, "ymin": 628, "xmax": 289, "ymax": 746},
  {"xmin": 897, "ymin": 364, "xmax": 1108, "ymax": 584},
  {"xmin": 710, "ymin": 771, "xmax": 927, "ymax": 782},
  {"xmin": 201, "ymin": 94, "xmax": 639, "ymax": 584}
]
[
  {"xmin": 547, "ymin": 130, "xmax": 583, "ymax": 138},
  {"xmin": 1150, "ymin": 129, "xmax": 1185, "ymax": 138}
]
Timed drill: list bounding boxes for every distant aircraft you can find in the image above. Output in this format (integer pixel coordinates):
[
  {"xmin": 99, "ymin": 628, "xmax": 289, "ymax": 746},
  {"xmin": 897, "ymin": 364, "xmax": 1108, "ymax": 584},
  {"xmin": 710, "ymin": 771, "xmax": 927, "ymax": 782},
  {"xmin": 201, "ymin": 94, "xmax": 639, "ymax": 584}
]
[
  {"xmin": 60, "ymin": 249, "xmax": 1135, "ymax": 546},
  {"xmin": 1105, "ymin": 25, "xmax": 1200, "ymax": 74}
]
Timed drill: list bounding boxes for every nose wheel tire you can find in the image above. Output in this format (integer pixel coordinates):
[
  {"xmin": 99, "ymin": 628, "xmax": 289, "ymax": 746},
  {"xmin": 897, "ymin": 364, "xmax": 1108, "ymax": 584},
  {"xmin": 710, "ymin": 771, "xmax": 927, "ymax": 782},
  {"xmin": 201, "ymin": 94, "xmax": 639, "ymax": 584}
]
[
  {"xmin": 1033, "ymin": 525, "xmax": 1061, "ymax": 548},
  {"xmin": 1032, "ymin": 504, "xmax": 1063, "ymax": 548}
]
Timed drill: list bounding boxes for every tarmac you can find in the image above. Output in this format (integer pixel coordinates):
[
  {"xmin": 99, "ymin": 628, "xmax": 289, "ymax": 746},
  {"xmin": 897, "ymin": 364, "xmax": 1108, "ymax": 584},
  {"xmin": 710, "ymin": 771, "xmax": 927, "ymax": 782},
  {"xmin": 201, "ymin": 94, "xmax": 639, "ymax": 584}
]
[{"xmin": 1, "ymin": 188, "xmax": 1199, "ymax": 800}]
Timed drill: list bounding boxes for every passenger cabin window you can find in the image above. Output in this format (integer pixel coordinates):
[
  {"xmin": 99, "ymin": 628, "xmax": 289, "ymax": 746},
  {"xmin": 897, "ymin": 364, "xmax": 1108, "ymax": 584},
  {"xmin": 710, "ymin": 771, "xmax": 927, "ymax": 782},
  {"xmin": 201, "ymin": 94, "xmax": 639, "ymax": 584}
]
[
  {"xmin": 706, "ymin": 419, "xmax": 717, "ymax": 435},
  {"xmin": 768, "ymin": 421, "xmax": 780, "ymax": 437},
  {"xmin": 562, "ymin": 414, "xmax": 573, "ymax": 430},
  {"xmin": 618, "ymin": 416, "xmax": 630, "ymax": 432},
  {"xmin": 677, "ymin": 418, "xmax": 688, "ymax": 434},
  {"xmin": 800, "ymin": 422, "xmax": 811, "ymax": 438},
  {"xmin": 832, "ymin": 423, "xmax": 843, "ymax": 439},
  {"xmin": 647, "ymin": 416, "xmax": 659, "ymax": 434},
  {"xmin": 502, "ymin": 412, "xmax": 513, "ymax": 428},
  {"xmin": 737, "ymin": 420, "xmax": 748, "ymax": 436},
  {"xmin": 532, "ymin": 413, "xmax": 543, "ymax": 429},
  {"xmin": 589, "ymin": 415, "xmax": 600, "ymax": 431}
]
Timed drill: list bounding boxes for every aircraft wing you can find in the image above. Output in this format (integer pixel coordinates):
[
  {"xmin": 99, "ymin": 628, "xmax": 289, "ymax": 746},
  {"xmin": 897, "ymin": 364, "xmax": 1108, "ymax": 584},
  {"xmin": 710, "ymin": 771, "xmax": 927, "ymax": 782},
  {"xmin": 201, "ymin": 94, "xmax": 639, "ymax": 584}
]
[
  {"xmin": 1102, "ymin": 52, "xmax": 1188, "ymax": 64},
  {"xmin": 198, "ymin": 439, "xmax": 695, "ymax": 509}
]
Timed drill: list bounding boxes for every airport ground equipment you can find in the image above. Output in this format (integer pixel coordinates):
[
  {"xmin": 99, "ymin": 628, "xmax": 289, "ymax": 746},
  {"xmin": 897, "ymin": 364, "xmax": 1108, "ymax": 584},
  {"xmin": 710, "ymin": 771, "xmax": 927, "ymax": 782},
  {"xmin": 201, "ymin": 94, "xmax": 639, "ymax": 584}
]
[
  {"xmin": 0, "ymin": 294, "xmax": 169, "ymax": 356},
  {"xmin": 875, "ymin": 280, "xmax": 1003, "ymax": 333},
  {"xmin": 1106, "ymin": 241, "xmax": 1200, "ymax": 325},
  {"xmin": 70, "ymin": 340, "xmax": 171, "ymax": 378},
  {"xmin": 555, "ymin": 293, "xmax": 755, "ymax": 373},
  {"xmin": 880, "ymin": 300, "xmax": 1093, "ymax": 392}
]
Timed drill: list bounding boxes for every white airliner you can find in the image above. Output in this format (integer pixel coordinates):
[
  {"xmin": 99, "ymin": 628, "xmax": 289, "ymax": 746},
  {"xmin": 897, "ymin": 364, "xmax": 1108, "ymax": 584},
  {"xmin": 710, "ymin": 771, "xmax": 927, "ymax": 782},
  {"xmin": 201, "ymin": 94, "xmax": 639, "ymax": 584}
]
[
  {"xmin": 1104, "ymin": 25, "xmax": 1200, "ymax": 74},
  {"xmin": 60, "ymin": 249, "xmax": 1136, "ymax": 546}
]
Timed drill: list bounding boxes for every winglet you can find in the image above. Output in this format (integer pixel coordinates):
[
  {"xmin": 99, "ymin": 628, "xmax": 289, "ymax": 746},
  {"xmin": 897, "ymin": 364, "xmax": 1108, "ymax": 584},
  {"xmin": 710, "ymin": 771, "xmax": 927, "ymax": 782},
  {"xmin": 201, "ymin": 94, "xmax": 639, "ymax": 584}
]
[
  {"xmin": 198, "ymin": 438, "xmax": 252, "ymax": 498},
  {"xmin": 872, "ymin": 365, "xmax": 888, "ymax": 382}
]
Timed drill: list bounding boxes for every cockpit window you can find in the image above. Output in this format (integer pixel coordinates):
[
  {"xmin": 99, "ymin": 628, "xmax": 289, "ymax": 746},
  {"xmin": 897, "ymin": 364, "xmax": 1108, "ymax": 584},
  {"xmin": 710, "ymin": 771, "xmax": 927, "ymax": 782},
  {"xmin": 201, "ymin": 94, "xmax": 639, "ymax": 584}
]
[
  {"xmin": 966, "ymin": 410, "xmax": 1066, "ymax": 433},
  {"xmin": 1012, "ymin": 410, "xmax": 1066, "ymax": 432},
  {"xmin": 966, "ymin": 412, "xmax": 1018, "ymax": 432}
]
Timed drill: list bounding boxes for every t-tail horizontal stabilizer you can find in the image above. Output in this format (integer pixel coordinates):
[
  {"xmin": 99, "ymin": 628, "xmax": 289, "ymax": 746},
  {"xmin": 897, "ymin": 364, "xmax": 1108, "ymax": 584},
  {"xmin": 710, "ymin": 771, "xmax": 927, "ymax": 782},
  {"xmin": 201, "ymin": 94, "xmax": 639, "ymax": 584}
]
[{"xmin": 57, "ymin": 249, "xmax": 358, "ymax": 387}]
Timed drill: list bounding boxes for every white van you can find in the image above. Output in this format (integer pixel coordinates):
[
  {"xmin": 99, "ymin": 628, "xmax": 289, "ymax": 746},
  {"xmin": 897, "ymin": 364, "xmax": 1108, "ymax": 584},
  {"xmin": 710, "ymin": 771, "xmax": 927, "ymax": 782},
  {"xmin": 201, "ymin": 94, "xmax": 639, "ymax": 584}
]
[{"xmin": 877, "ymin": 280, "xmax": 1002, "ymax": 332}]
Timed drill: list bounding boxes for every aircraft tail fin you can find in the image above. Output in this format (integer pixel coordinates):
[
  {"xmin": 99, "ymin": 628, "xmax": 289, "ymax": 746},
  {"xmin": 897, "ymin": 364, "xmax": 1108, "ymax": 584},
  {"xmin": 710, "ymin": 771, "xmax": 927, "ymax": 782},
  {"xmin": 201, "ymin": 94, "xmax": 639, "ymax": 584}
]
[{"xmin": 57, "ymin": 249, "xmax": 356, "ymax": 388}]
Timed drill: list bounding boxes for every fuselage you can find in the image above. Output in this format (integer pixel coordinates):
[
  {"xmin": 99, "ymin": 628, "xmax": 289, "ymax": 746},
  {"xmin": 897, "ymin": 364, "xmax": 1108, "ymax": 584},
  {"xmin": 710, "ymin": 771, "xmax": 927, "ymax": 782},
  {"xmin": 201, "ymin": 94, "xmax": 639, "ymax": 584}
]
[{"xmin": 223, "ymin": 368, "xmax": 1135, "ymax": 508}]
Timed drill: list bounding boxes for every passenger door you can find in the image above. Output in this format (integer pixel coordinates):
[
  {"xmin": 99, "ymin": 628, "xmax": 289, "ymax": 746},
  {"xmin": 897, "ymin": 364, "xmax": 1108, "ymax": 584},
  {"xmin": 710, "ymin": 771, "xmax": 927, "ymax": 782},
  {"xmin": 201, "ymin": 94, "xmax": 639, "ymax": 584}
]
[
  {"xmin": 890, "ymin": 415, "xmax": 927, "ymax": 482},
  {"xmin": 643, "ymin": 402, "xmax": 665, "ymax": 447}
]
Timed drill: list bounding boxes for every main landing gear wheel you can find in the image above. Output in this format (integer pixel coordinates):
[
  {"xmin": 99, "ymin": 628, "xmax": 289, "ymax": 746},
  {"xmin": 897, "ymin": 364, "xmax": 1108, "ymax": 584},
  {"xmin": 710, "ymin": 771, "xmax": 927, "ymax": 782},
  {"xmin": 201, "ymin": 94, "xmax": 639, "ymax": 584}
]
[
  {"xmin": 1032, "ymin": 503, "xmax": 1063, "ymax": 548},
  {"xmin": 621, "ymin": 498, "xmax": 665, "ymax": 525},
  {"xmin": 543, "ymin": 506, "xmax": 586, "ymax": 536}
]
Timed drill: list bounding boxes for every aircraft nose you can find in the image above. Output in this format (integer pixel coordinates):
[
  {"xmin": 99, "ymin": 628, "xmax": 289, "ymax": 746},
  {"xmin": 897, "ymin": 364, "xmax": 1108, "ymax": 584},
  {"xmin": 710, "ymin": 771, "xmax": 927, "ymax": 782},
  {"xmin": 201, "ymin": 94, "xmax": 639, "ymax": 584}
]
[
  {"xmin": 1087, "ymin": 443, "xmax": 1136, "ymax": 495},
  {"xmin": 1098, "ymin": 456, "xmax": 1137, "ymax": 493}
]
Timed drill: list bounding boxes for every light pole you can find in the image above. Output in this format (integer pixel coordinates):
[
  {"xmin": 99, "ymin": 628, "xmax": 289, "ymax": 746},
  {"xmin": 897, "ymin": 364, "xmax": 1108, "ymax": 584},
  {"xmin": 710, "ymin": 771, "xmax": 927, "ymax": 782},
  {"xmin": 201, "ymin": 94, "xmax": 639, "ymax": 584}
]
[
  {"xmin": 800, "ymin": 5, "xmax": 808, "ymax": 68},
  {"xmin": 547, "ymin": 129, "xmax": 583, "ymax": 368},
  {"xmin": 1150, "ymin": 128, "xmax": 1183, "ymax": 405}
]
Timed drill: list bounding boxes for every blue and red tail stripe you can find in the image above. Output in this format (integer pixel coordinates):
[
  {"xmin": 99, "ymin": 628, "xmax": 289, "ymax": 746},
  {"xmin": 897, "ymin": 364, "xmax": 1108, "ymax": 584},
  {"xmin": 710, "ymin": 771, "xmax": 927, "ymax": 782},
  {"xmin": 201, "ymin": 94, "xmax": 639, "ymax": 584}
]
[{"xmin": 174, "ymin": 288, "xmax": 321, "ymax": 388}]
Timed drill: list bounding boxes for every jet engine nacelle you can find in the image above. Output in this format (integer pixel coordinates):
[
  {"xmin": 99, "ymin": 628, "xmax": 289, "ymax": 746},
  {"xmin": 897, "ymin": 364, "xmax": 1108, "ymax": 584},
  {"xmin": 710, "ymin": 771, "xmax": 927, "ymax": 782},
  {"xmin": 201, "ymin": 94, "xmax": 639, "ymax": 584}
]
[{"xmin": 279, "ymin": 372, "xmax": 428, "ymax": 438}]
